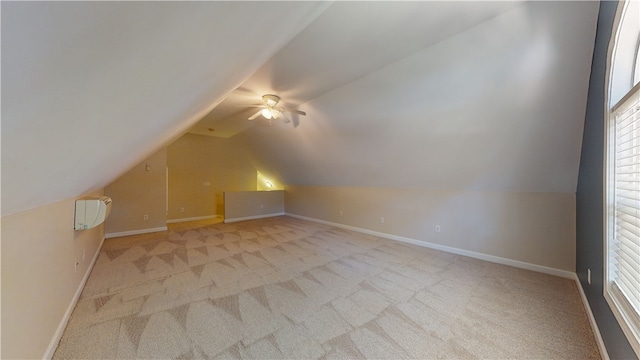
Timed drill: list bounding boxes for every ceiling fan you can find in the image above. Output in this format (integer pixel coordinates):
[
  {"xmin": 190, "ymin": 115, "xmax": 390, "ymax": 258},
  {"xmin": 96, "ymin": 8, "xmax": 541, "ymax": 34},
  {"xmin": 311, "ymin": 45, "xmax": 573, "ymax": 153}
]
[{"xmin": 248, "ymin": 94, "xmax": 306, "ymax": 121}]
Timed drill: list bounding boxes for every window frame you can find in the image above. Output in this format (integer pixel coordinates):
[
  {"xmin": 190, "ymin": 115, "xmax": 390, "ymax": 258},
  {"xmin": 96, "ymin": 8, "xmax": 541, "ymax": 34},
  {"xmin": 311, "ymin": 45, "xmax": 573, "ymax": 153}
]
[{"xmin": 604, "ymin": 1, "xmax": 640, "ymax": 357}]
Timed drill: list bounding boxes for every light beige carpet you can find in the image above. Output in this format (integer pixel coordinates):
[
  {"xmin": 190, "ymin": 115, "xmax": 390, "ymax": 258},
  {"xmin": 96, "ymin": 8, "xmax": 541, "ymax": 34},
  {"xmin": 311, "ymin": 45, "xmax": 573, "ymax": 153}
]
[{"xmin": 54, "ymin": 216, "xmax": 600, "ymax": 359}]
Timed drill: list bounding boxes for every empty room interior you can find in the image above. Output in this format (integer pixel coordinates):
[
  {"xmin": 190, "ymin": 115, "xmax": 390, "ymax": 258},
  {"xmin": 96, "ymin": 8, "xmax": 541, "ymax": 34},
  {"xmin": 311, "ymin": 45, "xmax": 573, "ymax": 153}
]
[{"xmin": 2, "ymin": 1, "xmax": 640, "ymax": 359}]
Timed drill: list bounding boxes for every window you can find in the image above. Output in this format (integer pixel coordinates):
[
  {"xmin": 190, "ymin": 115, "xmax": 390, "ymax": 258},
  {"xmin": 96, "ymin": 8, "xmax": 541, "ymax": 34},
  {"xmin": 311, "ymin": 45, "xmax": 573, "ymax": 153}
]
[
  {"xmin": 605, "ymin": 1, "xmax": 640, "ymax": 357},
  {"xmin": 607, "ymin": 82, "xmax": 640, "ymax": 346}
]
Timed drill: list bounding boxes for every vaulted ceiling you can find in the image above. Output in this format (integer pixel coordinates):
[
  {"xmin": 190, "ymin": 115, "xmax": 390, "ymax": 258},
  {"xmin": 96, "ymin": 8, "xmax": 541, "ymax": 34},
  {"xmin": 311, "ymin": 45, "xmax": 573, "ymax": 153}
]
[{"xmin": 2, "ymin": 1, "xmax": 599, "ymax": 216}]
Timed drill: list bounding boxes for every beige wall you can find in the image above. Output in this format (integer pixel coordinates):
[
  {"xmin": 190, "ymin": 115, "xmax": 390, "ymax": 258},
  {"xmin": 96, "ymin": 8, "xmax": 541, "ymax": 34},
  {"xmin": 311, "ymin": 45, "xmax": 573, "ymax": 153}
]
[
  {"xmin": 285, "ymin": 185, "xmax": 576, "ymax": 272},
  {"xmin": 167, "ymin": 134, "xmax": 257, "ymax": 219},
  {"xmin": 224, "ymin": 190, "xmax": 285, "ymax": 222},
  {"xmin": 105, "ymin": 149, "xmax": 167, "ymax": 236},
  {"xmin": 1, "ymin": 190, "xmax": 105, "ymax": 359}
]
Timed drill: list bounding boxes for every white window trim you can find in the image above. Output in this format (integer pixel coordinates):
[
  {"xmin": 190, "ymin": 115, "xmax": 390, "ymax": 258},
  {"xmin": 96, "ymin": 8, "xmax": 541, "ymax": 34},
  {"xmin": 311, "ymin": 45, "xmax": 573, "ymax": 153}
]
[{"xmin": 604, "ymin": 1, "xmax": 640, "ymax": 358}]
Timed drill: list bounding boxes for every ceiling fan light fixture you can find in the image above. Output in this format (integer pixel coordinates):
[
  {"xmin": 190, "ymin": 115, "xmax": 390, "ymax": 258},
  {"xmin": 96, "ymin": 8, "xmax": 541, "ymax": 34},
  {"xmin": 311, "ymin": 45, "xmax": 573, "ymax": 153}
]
[
  {"xmin": 261, "ymin": 108, "xmax": 273, "ymax": 119},
  {"xmin": 248, "ymin": 93, "xmax": 305, "ymax": 122}
]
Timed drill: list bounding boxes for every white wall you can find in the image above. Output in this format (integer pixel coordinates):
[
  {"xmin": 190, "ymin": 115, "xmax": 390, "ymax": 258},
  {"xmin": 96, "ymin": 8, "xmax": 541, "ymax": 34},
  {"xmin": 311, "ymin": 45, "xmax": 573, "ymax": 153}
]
[
  {"xmin": 285, "ymin": 186, "xmax": 575, "ymax": 274},
  {"xmin": 1, "ymin": 190, "xmax": 105, "ymax": 359}
]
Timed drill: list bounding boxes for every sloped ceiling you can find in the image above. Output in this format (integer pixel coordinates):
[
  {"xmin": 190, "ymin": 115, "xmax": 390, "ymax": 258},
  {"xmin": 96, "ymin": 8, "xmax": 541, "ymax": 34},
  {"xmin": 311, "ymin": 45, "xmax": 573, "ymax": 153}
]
[
  {"xmin": 1, "ymin": 1, "xmax": 329, "ymax": 216},
  {"xmin": 189, "ymin": 1, "xmax": 522, "ymax": 137},
  {"xmin": 2, "ymin": 1, "xmax": 599, "ymax": 216},
  {"xmin": 233, "ymin": 1, "xmax": 599, "ymax": 193}
]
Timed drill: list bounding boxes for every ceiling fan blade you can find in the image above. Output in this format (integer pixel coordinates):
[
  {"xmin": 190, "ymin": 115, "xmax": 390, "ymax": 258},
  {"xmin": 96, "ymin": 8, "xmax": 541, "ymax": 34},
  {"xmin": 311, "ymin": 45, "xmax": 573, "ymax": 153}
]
[
  {"xmin": 281, "ymin": 107, "xmax": 306, "ymax": 116},
  {"xmin": 248, "ymin": 110, "xmax": 262, "ymax": 120}
]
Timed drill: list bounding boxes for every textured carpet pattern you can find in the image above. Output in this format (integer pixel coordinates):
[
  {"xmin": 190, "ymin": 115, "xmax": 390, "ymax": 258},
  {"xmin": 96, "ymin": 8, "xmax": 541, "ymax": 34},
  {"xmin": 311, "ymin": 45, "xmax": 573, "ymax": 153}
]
[{"xmin": 54, "ymin": 216, "xmax": 600, "ymax": 359}]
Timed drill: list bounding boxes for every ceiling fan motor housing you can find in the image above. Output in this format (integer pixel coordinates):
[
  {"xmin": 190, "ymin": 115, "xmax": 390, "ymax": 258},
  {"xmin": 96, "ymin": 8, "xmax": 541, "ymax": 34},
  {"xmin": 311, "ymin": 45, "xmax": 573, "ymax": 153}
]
[{"xmin": 262, "ymin": 94, "xmax": 280, "ymax": 107}]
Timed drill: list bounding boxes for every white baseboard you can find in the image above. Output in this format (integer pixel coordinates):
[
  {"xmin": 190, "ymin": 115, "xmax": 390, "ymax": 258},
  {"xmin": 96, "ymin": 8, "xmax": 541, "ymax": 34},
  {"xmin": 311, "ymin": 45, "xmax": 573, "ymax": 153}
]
[
  {"xmin": 43, "ymin": 236, "xmax": 106, "ymax": 359},
  {"xmin": 105, "ymin": 226, "xmax": 167, "ymax": 239},
  {"xmin": 286, "ymin": 213, "xmax": 575, "ymax": 279},
  {"xmin": 574, "ymin": 275, "xmax": 610, "ymax": 360},
  {"xmin": 224, "ymin": 212, "xmax": 285, "ymax": 223},
  {"xmin": 166, "ymin": 215, "xmax": 219, "ymax": 224}
]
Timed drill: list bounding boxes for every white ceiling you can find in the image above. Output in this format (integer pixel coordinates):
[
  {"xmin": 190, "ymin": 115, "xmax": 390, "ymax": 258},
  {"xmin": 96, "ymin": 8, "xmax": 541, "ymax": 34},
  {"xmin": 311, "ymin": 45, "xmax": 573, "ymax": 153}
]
[
  {"xmin": 189, "ymin": 1, "xmax": 521, "ymax": 137},
  {"xmin": 234, "ymin": 1, "xmax": 599, "ymax": 193},
  {"xmin": 1, "ymin": 1, "xmax": 328, "ymax": 215},
  {"xmin": 2, "ymin": 1, "xmax": 599, "ymax": 216}
]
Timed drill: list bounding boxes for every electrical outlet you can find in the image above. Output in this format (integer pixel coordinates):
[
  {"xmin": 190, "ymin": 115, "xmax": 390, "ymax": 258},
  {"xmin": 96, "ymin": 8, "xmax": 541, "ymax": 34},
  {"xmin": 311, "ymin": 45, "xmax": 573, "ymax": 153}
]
[
  {"xmin": 180, "ymin": 207, "xmax": 185, "ymax": 213},
  {"xmin": 339, "ymin": 210, "xmax": 343, "ymax": 216},
  {"xmin": 144, "ymin": 214, "xmax": 149, "ymax": 221},
  {"xmin": 380, "ymin": 217, "xmax": 385, "ymax": 223},
  {"xmin": 435, "ymin": 225, "xmax": 441, "ymax": 233},
  {"xmin": 587, "ymin": 268, "xmax": 591, "ymax": 285}
]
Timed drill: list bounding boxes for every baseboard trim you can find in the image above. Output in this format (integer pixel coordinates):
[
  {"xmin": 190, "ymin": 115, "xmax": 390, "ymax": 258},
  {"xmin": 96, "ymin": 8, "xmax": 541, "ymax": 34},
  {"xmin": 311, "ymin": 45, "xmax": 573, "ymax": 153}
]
[
  {"xmin": 574, "ymin": 275, "xmax": 610, "ymax": 360},
  {"xmin": 105, "ymin": 226, "xmax": 167, "ymax": 239},
  {"xmin": 224, "ymin": 212, "xmax": 285, "ymax": 223},
  {"xmin": 166, "ymin": 215, "xmax": 219, "ymax": 224},
  {"xmin": 43, "ymin": 236, "xmax": 106, "ymax": 359},
  {"xmin": 285, "ymin": 213, "xmax": 575, "ymax": 279}
]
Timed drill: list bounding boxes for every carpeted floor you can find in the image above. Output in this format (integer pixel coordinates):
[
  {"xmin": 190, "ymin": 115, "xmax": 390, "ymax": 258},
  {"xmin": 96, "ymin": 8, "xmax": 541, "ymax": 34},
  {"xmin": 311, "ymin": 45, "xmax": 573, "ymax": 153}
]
[{"xmin": 54, "ymin": 216, "xmax": 600, "ymax": 359}]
